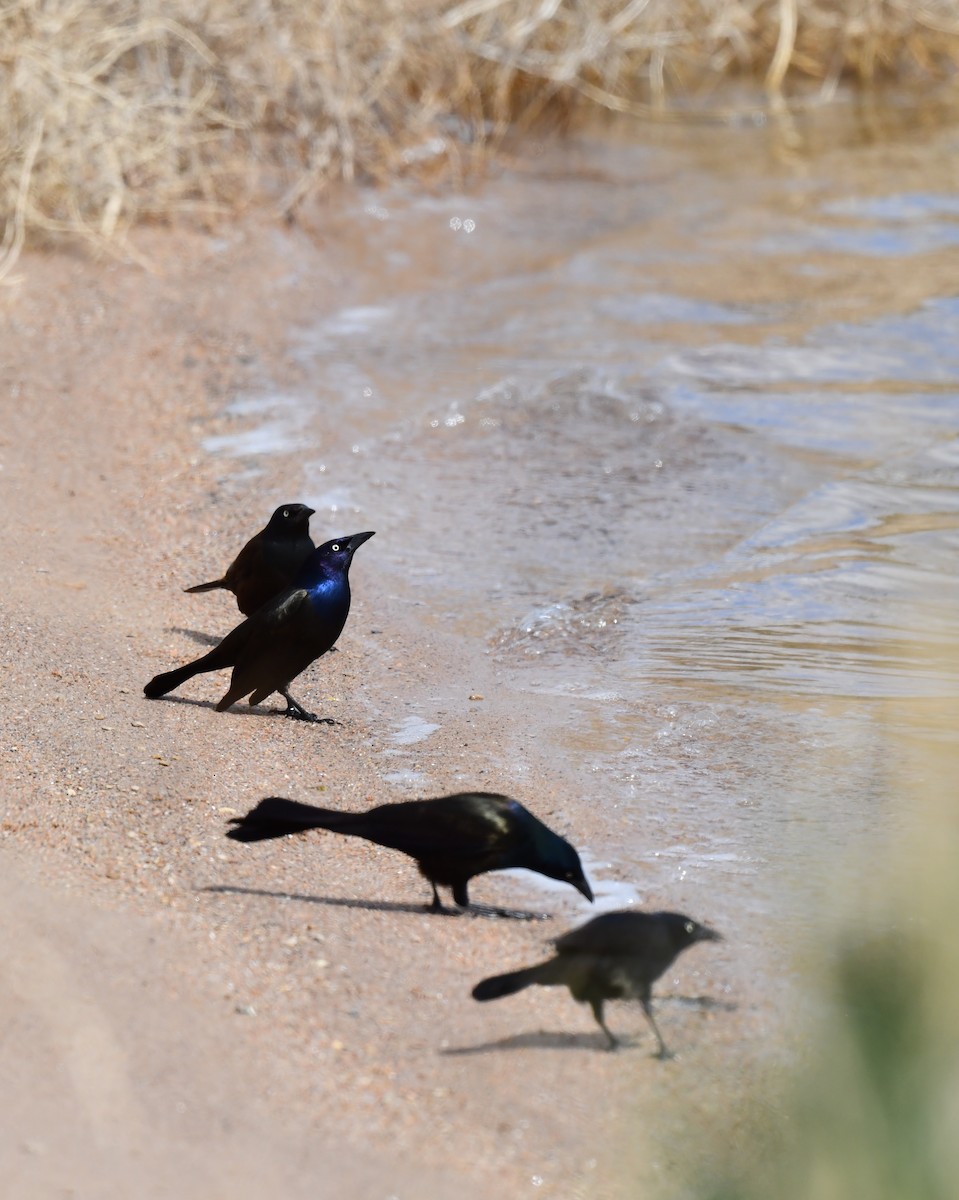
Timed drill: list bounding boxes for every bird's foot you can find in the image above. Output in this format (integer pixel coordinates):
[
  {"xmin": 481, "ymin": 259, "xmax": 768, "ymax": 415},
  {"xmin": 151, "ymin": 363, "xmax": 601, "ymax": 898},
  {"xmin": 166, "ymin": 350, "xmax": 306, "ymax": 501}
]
[
  {"xmin": 653, "ymin": 1045, "xmax": 675, "ymax": 1061},
  {"xmin": 283, "ymin": 700, "xmax": 334, "ymax": 724},
  {"xmin": 278, "ymin": 688, "xmax": 337, "ymax": 724}
]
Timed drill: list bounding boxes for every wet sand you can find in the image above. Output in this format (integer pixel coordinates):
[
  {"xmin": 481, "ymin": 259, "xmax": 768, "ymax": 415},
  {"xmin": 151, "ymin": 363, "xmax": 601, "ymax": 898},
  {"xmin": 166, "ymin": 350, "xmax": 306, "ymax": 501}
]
[{"xmin": 0, "ymin": 219, "xmax": 752, "ymax": 1198}]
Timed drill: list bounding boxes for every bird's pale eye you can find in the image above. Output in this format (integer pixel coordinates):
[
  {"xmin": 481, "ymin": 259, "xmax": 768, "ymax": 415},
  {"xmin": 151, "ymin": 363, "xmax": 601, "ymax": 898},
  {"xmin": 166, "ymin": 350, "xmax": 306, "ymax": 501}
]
[
  {"xmin": 331, "ymin": 543, "xmax": 341, "ymax": 552},
  {"xmin": 685, "ymin": 920, "xmax": 695, "ymax": 934},
  {"xmin": 283, "ymin": 509, "xmax": 290, "ymax": 518}
]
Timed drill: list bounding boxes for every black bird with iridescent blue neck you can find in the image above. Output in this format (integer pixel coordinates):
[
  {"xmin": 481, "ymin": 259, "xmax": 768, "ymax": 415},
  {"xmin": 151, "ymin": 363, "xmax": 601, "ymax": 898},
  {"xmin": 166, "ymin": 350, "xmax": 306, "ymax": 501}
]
[
  {"xmin": 144, "ymin": 531, "xmax": 374, "ymax": 721},
  {"xmin": 226, "ymin": 791, "xmax": 594, "ymax": 911}
]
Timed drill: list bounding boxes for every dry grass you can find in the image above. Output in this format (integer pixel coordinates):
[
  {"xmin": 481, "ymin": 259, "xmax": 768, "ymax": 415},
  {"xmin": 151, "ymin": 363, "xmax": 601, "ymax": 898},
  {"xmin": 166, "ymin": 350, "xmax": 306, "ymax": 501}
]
[{"xmin": 2, "ymin": 0, "xmax": 959, "ymax": 271}]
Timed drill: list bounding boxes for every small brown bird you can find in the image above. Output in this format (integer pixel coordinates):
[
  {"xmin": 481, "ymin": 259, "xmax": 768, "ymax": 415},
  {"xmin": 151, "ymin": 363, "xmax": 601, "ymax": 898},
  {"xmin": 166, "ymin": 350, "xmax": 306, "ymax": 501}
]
[
  {"xmin": 472, "ymin": 909, "xmax": 721, "ymax": 1055},
  {"xmin": 185, "ymin": 503, "xmax": 315, "ymax": 615}
]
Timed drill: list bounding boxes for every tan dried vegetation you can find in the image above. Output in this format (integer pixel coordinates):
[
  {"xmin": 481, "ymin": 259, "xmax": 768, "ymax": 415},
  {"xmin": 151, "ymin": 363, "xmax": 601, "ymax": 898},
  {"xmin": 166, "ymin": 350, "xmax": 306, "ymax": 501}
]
[{"xmin": 2, "ymin": 0, "xmax": 958, "ymax": 274}]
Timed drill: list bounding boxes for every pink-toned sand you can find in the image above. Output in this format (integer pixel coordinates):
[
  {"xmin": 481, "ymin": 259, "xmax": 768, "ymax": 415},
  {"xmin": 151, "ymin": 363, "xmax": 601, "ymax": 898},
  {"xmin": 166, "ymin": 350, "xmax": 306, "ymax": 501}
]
[{"xmin": 0, "ymin": 218, "xmax": 748, "ymax": 1199}]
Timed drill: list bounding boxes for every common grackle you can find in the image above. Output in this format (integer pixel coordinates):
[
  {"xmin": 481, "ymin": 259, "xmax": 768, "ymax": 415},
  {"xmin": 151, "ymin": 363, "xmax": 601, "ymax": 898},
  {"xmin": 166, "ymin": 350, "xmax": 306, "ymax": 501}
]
[
  {"xmin": 225, "ymin": 792, "xmax": 594, "ymax": 911},
  {"xmin": 472, "ymin": 909, "xmax": 720, "ymax": 1054},
  {"xmin": 145, "ymin": 531, "xmax": 374, "ymax": 721},
  {"xmin": 185, "ymin": 503, "xmax": 315, "ymax": 616}
]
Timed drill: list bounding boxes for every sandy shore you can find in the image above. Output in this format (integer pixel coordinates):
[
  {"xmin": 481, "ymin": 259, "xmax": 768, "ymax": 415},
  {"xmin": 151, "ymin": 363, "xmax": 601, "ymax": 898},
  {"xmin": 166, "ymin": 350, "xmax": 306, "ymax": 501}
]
[{"xmin": 0, "ymin": 217, "xmax": 749, "ymax": 1199}]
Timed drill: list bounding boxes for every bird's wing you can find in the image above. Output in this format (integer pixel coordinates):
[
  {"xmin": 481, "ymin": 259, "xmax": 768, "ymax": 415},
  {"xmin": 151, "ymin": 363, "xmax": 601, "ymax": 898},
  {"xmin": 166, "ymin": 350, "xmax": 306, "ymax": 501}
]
[
  {"xmin": 209, "ymin": 586, "xmax": 308, "ymax": 662},
  {"xmin": 249, "ymin": 585, "xmax": 311, "ymax": 629},
  {"xmin": 555, "ymin": 913, "xmax": 662, "ymax": 957},
  {"xmin": 222, "ymin": 533, "xmax": 260, "ymax": 584},
  {"xmin": 356, "ymin": 800, "xmax": 503, "ymax": 858}
]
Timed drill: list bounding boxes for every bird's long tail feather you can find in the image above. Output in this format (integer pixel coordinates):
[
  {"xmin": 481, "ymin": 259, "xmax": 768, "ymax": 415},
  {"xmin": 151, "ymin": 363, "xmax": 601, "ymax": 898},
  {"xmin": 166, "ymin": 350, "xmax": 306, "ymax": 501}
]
[
  {"xmin": 226, "ymin": 796, "xmax": 355, "ymax": 842},
  {"xmin": 143, "ymin": 659, "xmax": 208, "ymax": 699},
  {"xmin": 184, "ymin": 579, "xmax": 226, "ymax": 594},
  {"xmin": 472, "ymin": 959, "xmax": 565, "ymax": 1001}
]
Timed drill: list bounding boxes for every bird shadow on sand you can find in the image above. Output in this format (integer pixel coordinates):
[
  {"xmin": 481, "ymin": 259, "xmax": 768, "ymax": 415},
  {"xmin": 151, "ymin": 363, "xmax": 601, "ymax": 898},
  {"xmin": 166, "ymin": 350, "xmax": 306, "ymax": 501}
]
[
  {"xmin": 142, "ymin": 693, "xmax": 338, "ymax": 723},
  {"xmin": 442, "ymin": 996, "xmax": 737, "ymax": 1056},
  {"xmin": 658, "ymin": 994, "xmax": 738, "ymax": 1013},
  {"xmin": 169, "ymin": 626, "xmax": 221, "ymax": 647},
  {"xmin": 442, "ymin": 1029, "xmax": 617, "ymax": 1055},
  {"xmin": 201, "ymin": 884, "xmax": 552, "ymax": 921},
  {"xmin": 141, "ymin": 694, "xmax": 269, "ymax": 718}
]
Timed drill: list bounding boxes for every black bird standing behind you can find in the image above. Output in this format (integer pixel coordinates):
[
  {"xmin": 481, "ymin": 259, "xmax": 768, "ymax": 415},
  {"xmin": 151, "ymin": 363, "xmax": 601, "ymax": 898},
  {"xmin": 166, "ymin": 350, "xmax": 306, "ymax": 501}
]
[
  {"xmin": 226, "ymin": 792, "xmax": 594, "ymax": 911},
  {"xmin": 472, "ymin": 909, "xmax": 721, "ymax": 1055},
  {"xmin": 144, "ymin": 531, "xmax": 374, "ymax": 721},
  {"xmin": 185, "ymin": 503, "xmax": 315, "ymax": 616}
]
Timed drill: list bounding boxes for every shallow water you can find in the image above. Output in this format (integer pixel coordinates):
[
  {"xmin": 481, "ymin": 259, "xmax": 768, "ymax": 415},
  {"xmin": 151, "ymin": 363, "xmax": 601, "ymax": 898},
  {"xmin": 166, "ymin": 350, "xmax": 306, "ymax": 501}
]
[{"xmin": 209, "ymin": 98, "xmax": 959, "ymax": 1013}]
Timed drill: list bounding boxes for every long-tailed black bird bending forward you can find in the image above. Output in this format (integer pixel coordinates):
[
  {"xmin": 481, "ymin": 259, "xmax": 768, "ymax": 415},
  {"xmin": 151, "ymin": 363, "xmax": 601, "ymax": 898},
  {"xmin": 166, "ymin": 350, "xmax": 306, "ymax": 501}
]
[
  {"xmin": 226, "ymin": 792, "xmax": 594, "ymax": 911},
  {"xmin": 145, "ymin": 531, "xmax": 374, "ymax": 721},
  {"xmin": 472, "ymin": 909, "xmax": 720, "ymax": 1055},
  {"xmin": 185, "ymin": 503, "xmax": 316, "ymax": 616}
]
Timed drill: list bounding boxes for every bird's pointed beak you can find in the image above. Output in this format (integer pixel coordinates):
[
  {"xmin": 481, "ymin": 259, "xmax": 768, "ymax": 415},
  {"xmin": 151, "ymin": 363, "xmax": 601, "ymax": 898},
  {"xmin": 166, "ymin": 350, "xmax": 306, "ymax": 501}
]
[
  {"xmin": 575, "ymin": 874, "xmax": 594, "ymax": 903},
  {"xmin": 346, "ymin": 530, "xmax": 376, "ymax": 552},
  {"xmin": 698, "ymin": 924, "xmax": 722, "ymax": 943},
  {"xmin": 304, "ymin": 506, "xmax": 316, "ymax": 518}
]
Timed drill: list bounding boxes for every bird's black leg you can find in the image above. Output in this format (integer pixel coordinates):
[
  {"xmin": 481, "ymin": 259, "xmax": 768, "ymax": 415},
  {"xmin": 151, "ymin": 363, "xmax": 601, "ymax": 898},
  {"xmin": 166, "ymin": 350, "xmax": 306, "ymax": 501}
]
[
  {"xmin": 280, "ymin": 688, "xmax": 334, "ymax": 724},
  {"xmin": 452, "ymin": 880, "xmax": 470, "ymax": 909},
  {"xmin": 641, "ymin": 994, "xmax": 672, "ymax": 1059},
  {"xmin": 429, "ymin": 882, "xmax": 446, "ymax": 913},
  {"xmin": 590, "ymin": 998, "xmax": 619, "ymax": 1051}
]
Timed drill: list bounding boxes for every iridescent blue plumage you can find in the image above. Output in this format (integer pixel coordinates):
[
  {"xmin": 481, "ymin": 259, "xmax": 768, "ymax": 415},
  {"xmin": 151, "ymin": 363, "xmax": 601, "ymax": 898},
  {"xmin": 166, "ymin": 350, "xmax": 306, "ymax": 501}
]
[{"xmin": 145, "ymin": 531, "xmax": 374, "ymax": 721}]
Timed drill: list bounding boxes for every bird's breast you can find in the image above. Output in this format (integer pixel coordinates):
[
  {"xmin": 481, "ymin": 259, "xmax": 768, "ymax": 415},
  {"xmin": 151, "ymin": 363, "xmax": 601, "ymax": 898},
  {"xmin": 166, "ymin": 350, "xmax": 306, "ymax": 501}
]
[{"xmin": 305, "ymin": 577, "xmax": 349, "ymax": 607}]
